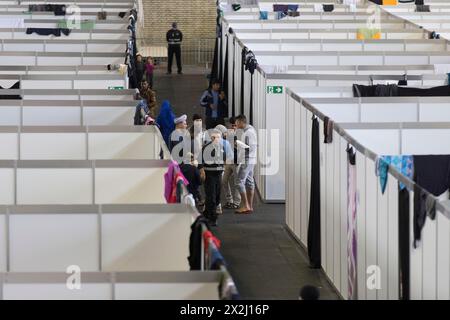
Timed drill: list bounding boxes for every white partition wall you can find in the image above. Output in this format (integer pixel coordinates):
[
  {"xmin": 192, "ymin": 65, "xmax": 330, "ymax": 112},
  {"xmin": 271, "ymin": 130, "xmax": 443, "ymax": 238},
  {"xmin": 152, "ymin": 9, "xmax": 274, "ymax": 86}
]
[
  {"xmin": 0, "ymin": 126, "xmax": 169, "ymax": 160},
  {"xmin": 0, "ymin": 160, "xmax": 168, "ymax": 205},
  {"xmin": 285, "ymin": 90, "xmax": 450, "ymax": 300},
  {"xmin": 0, "ymin": 100, "xmax": 135, "ymax": 126},
  {"xmin": 0, "ymin": 272, "xmax": 222, "ymax": 300},
  {"xmin": 0, "ymin": 204, "xmax": 195, "ymax": 273}
]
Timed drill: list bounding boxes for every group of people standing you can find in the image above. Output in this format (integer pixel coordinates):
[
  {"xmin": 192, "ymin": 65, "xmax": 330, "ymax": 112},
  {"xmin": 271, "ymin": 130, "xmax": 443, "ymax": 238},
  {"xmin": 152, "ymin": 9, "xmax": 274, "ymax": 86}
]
[
  {"xmin": 131, "ymin": 25, "xmax": 257, "ymax": 227},
  {"xmin": 168, "ymin": 110, "xmax": 257, "ymax": 227}
]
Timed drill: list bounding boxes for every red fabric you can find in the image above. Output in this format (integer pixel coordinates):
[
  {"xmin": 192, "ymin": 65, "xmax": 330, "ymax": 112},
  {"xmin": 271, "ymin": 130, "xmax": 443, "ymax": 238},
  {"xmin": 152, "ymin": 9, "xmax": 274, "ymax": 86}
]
[{"xmin": 203, "ymin": 230, "xmax": 221, "ymax": 250}]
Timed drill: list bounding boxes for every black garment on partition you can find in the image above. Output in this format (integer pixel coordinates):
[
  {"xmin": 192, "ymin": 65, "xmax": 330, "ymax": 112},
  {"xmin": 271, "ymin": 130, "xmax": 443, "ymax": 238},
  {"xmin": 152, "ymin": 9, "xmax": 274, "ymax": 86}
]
[
  {"xmin": 353, "ymin": 84, "xmax": 450, "ymax": 97},
  {"xmin": 398, "ymin": 85, "xmax": 450, "ymax": 96},
  {"xmin": 308, "ymin": 117, "xmax": 321, "ymax": 269},
  {"xmin": 0, "ymin": 81, "xmax": 22, "ymax": 99},
  {"xmin": 398, "ymin": 188, "xmax": 410, "ymax": 300},
  {"xmin": 231, "ymin": 29, "xmax": 236, "ymax": 117},
  {"xmin": 188, "ymin": 215, "xmax": 210, "ymax": 270},
  {"xmin": 29, "ymin": 4, "xmax": 66, "ymax": 16},
  {"xmin": 323, "ymin": 4, "xmax": 335, "ymax": 12},
  {"xmin": 223, "ymin": 35, "xmax": 229, "ymax": 98},
  {"xmin": 210, "ymin": 37, "xmax": 219, "ymax": 86},
  {"xmin": 413, "ymin": 155, "xmax": 450, "ymax": 248},
  {"xmin": 240, "ymin": 48, "xmax": 246, "ymax": 115},
  {"xmin": 26, "ymin": 28, "xmax": 71, "ymax": 37}
]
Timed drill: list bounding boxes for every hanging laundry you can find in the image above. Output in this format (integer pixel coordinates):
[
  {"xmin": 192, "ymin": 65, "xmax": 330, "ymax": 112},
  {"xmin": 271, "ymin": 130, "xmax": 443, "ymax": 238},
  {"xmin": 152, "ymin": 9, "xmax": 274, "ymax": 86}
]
[
  {"xmin": 97, "ymin": 11, "xmax": 107, "ymax": 20},
  {"xmin": 232, "ymin": 4, "xmax": 241, "ymax": 11},
  {"xmin": 259, "ymin": 11, "xmax": 268, "ymax": 20},
  {"xmin": 164, "ymin": 160, "xmax": 189, "ymax": 203},
  {"xmin": 398, "ymin": 188, "xmax": 410, "ymax": 300},
  {"xmin": 357, "ymin": 28, "xmax": 381, "ymax": 40},
  {"xmin": 118, "ymin": 12, "xmax": 127, "ymax": 18},
  {"xmin": 57, "ymin": 19, "xmax": 95, "ymax": 30},
  {"xmin": 347, "ymin": 146, "xmax": 357, "ymax": 300},
  {"xmin": 323, "ymin": 4, "xmax": 335, "ymax": 12},
  {"xmin": 0, "ymin": 18, "xmax": 25, "ymax": 28},
  {"xmin": 275, "ymin": 11, "xmax": 287, "ymax": 20},
  {"xmin": 203, "ymin": 230, "xmax": 221, "ymax": 250},
  {"xmin": 188, "ymin": 215, "xmax": 209, "ymax": 270},
  {"xmin": 313, "ymin": 4, "xmax": 324, "ymax": 12},
  {"xmin": 287, "ymin": 11, "xmax": 300, "ymax": 17},
  {"xmin": 219, "ymin": 270, "xmax": 240, "ymax": 300},
  {"xmin": 308, "ymin": 117, "xmax": 321, "ymax": 269},
  {"xmin": 415, "ymin": 5, "xmax": 430, "ymax": 12},
  {"xmin": 29, "ymin": 4, "xmax": 66, "ymax": 16},
  {"xmin": 323, "ymin": 116, "xmax": 334, "ymax": 144},
  {"xmin": 107, "ymin": 64, "xmax": 128, "ymax": 75},
  {"xmin": 26, "ymin": 28, "xmax": 71, "ymax": 37},
  {"xmin": 273, "ymin": 4, "xmax": 289, "ymax": 12},
  {"xmin": 413, "ymin": 155, "xmax": 450, "ymax": 247},
  {"xmin": 382, "ymin": 0, "xmax": 398, "ymax": 5},
  {"xmin": 0, "ymin": 81, "xmax": 22, "ymax": 100},
  {"xmin": 376, "ymin": 155, "xmax": 414, "ymax": 194},
  {"xmin": 398, "ymin": 85, "xmax": 450, "ymax": 96}
]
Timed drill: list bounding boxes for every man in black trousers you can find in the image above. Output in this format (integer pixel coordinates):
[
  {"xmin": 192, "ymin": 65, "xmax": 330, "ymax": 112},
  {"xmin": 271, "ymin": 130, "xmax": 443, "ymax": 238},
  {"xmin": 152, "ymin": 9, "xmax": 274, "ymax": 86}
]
[{"xmin": 166, "ymin": 22, "xmax": 183, "ymax": 74}]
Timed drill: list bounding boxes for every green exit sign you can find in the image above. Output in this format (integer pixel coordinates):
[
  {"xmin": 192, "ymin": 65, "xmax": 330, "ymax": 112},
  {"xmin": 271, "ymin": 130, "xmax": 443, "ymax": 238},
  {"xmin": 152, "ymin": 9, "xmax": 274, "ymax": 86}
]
[
  {"xmin": 267, "ymin": 86, "xmax": 283, "ymax": 94},
  {"xmin": 108, "ymin": 86, "xmax": 124, "ymax": 90}
]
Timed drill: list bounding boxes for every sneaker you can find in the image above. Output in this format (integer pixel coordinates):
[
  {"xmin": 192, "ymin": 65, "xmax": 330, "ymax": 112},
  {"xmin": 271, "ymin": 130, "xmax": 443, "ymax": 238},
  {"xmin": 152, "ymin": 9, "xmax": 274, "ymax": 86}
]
[{"xmin": 216, "ymin": 204, "xmax": 223, "ymax": 215}]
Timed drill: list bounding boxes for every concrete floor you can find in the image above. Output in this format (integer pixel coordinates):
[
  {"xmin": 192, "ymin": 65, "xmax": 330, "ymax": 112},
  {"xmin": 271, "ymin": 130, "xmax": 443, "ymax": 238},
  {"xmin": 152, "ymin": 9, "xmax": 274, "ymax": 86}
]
[{"xmin": 153, "ymin": 65, "xmax": 340, "ymax": 300}]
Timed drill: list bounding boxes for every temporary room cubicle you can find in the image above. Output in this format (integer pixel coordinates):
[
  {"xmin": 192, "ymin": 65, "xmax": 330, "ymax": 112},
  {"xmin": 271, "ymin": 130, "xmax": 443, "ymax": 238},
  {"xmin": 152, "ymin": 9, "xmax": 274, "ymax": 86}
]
[
  {"xmin": 285, "ymin": 91, "xmax": 450, "ymax": 300},
  {"xmin": 0, "ymin": 126, "xmax": 170, "ymax": 161},
  {"xmin": 235, "ymin": 62, "xmax": 448, "ymax": 202},
  {"xmin": 226, "ymin": 35, "xmax": 450, "ymax": 202},
  {"xmin": 0, "ymin": 204, "xmax": 197, "ymax": 273},
  {"xmin": 0, "ymin": 52, "xmax": 125, "ymax": 66},
  {"xmin": 0, "ymin": 40, "xmax": 129, "ymax": 53},
  {"xmin": 0, "ymin": 202, "xmax": 224, "ymax": 300},
  {"xmin": 2, "ymin": 89, "xmax": 136, "ymax": 100},
  {"xmin": 0, "ymin": 159, "xmax": 168, "ymax": 205},
  {"xmin": 0, "ymin": 29, "xmax": 129, "ymax": 40},
  {"xmin": 0, "ymin": 100, "xmax": 136, "ymax": 126},
  {"xmin": 0, "ymin": 271, "xmax": 223, "ymax": 300}
]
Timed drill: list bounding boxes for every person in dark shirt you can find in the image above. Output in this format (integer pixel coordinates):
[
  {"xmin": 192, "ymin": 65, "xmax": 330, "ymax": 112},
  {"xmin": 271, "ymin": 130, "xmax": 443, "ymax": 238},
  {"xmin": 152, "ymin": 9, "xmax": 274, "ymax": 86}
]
[
  {"xmin": 135, "ymin": 53, "xmax": 145, "ymax": 83},
  {"xmin": 180, "ymin": 153, "xmax": 203, "ymax": 208},
  {"xmin": 166, "ymin": 22, "xmax": 183, "ymax": 75},
  {"xmin": 199, "ymin": 79, "xmax": 226, "ymax": 129},
  {"xmin": 198, "ymin": 129, "xmax": 232, "ymax": 226}
]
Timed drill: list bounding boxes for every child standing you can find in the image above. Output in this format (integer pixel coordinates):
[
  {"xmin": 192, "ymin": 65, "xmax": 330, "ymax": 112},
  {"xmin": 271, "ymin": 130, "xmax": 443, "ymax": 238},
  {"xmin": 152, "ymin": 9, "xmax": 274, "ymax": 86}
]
[{"xmin": 145, "ymin": 57, "xmax": 155, "ymax": 89}]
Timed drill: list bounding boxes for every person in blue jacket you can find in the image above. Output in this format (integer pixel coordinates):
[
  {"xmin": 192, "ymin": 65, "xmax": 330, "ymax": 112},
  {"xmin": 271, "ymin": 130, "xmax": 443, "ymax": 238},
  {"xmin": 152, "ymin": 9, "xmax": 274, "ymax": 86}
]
[{"xmin": 199, "ymin": 79, "xmax": 227, "ymax": 129}]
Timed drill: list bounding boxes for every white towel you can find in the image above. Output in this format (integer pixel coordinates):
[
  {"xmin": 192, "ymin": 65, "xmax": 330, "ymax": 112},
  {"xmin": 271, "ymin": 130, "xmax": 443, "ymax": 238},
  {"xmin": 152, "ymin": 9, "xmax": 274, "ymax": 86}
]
[{"xmin": 314, "ymin": 4, "xmax": 324, "ymax": 12}]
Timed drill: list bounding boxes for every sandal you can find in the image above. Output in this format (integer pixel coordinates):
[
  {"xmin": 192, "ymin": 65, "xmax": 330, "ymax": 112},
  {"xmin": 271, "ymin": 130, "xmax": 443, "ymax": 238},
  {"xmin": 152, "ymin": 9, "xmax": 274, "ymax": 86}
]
[{"xmin": 234, "ymin": 209, "xmax": 253, "ymax": 215}]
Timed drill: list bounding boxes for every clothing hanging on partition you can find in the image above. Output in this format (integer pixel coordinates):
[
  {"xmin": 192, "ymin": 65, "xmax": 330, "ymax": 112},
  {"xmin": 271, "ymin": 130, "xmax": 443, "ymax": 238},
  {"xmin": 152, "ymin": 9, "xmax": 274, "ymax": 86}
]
[
  {"xmin": 188, "ymin": 216, "xmax": 209, "ymax": 270},
  {"xmin": 347, "ymin": 146, "xmax": 357, "ymax": 300},
  {"xmin": 26, "ymin": 28, "xmax": 71, "ymax": 37},
  {"xmin": 323, "ymin": 117, "xmax": 334, "ymax": 144},
  {"xmin": 398, "ymin": 188, "xmax": 410, "ymax": 300},
  {"xmin": 28, "ymin": 4, "xmax": 66, "ymax": 16},
  {"xmin": 0, "ymin": 81, "xmax": 22, "ymax": 99},
  {"xmin": 376, "ymin": 156, "xmax": 414, "ymax": 194},
  {"xmin": 231, "ymin": 32, "xmax": 236, "ymax": 117},
  {"xmin": 353, "ymin": 84, "xmax": 450, "ymax": 97},
  {"xmin": 308, "ymin": 117, "xmax": 321, "ymax": 269},
  {"xmin": 240, "ymin": 48, "xmax": 246, "ymax": 115},
  {"xmin": 223, "ymin": 35, "xmax": 229, "ymax": 98},
  {"xmin": 413, "ymin": 155, "xmax": 450, "ymax": 248}
]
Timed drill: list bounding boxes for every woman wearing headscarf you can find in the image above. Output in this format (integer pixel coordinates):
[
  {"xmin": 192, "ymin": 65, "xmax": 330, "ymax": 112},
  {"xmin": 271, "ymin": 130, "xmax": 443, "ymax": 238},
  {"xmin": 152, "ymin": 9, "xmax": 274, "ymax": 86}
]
[{"xmin": 156, "ymin": 100, "xmax": 176, "ymax": 147}]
